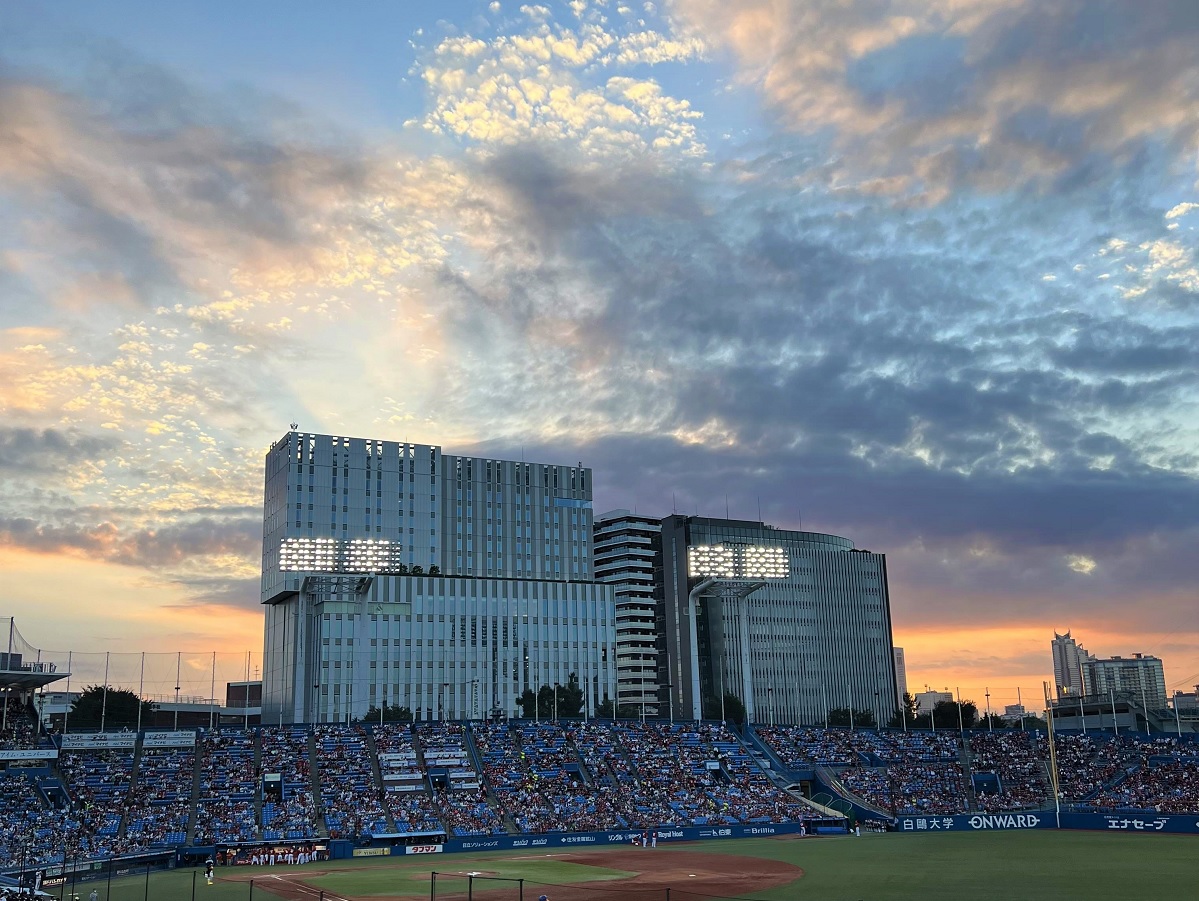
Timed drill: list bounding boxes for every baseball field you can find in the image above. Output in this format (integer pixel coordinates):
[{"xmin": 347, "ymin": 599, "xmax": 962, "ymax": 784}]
[{"xmin": 75, "ymin": 830, "xmax": 1196, "ymax": 901}]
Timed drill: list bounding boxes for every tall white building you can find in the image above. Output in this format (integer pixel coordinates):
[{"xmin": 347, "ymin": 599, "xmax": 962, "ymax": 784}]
[
  {"xmin": 593, "ymin": 511, "xmax": 661, "ymax": 718},
  {"xmin": 893, "ymin": 647, "xmax": 908, "ymax": 705},
  {"xmin": 1052, "ymin": 631, "xmax": 1096, "ymax": 697},
  {"xmin": 658, "ymin": 516, "xmax": 898, "ymax": 727},
  {"xmin": 260, "ymin": 431, "xmax": 616, "ymax": 724}
]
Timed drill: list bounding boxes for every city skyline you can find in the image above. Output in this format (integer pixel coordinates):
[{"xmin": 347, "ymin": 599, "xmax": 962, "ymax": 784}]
[{"xmin": 2, "ymin": 1, "xmax": 1198, "ymax": 714}]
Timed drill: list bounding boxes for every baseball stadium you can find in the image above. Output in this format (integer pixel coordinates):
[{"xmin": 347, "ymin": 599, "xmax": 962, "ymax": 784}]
[
  {"xmin": 3, "ymin": 641, "xmax": 1198, "ymax": 901},
  {"xmin": 4, "ymin": 439, "xmax": 1197, "ymax": 899}
]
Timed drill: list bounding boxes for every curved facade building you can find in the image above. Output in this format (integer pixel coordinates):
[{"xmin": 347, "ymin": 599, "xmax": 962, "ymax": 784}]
[{"xmin": 659, "ymin": 516, "xmax": 898, "ymax": 727}]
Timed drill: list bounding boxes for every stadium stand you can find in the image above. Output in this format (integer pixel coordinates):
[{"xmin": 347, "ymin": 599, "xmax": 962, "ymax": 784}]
[
  {"xmin": 194, "ymin": 731, "xmax": 258, "ymax": 844},
  {"xmin": 418, "ymin": 722, "xmax": 505, "ymax": 836},
  {"xmin": 259, "ymin": 727, "xmax": 317, "ymax": 840},
  {"xmin": 8, "ymin": 720, "xmax": 1199, "ymax": 870},
  {"xmin": 123, "ymin": 747, "xmax": 194, "ymax": 848},
  {"xmin": 313, "ymin": 724, "xmax": 389, "ymax": 838},
  {"xmin": 372, "ymin": 723, "xmax": 444, "ymax": 834},
  {"xmin": 58, "ymin": 748, "xmax": 135, "ymax": 857}
]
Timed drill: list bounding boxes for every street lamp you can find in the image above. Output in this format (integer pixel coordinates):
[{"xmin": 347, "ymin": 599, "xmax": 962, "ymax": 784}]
[
  {"xmin": 985, "ymin": 687, "xmax": 992, "ymax": 732},
  {"xmin": 768, "ymin": 687, "xmax": 774, "ymax": 726}
]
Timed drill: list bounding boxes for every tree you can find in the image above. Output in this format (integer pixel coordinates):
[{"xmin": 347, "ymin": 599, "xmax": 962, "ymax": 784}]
[
  {"xmin": 887, "ymin": 693, "xmax": 921, "ymax": 728},
  {"xmin": 977, "ymin": 713, "xmax": 1008, "ymax": 730},
  {"xmin": 69, "ymin": 686, "xmax": 155, "ymax": 730},
  {"xmin": 428, "ymin": 565, "xmax": 442, "ymax": 576},
  {"xmin": 363, "ymin": 703, "xmax": 413, "ymax": 723},
  {"xmin": 595, "ymin": 698, "xmax": 615, "ymax": 718},
  {"xmin": 827, "ymin": 707, "xmax": 876, "ymax": 728},
  {"xmin": 410, "ymin": 564, "xmax": 424, "ymax": 575},
  {"xmin": 930, "ymin": 699, "xmax": 978, "ymax": 730},
  {"xmin": 555, "ymin": 673, "xmax": 585, "ymax": 718},
  {"xmin": 517, "ymin": 688, "xmax": 538, "ymax": 718},
  {"xmin": 701, "ymin": 692, "xmax": 746, "ymax": 724}
]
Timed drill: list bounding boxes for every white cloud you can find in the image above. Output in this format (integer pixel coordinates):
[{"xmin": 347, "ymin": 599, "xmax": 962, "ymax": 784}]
[
  {"xmin": 417, "ymin": 13, "xmax": 707, "ymax": 157},
  {"xmin": 1165, "ymin": 202, "xmax": 1199, "ymax": 220}
]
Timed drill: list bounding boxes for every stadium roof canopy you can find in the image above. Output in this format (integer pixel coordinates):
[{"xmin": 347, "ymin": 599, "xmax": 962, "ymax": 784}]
[
  {"xmin": 1, "ymin": 617, "xmax": 70, "ymax": 692},
  {"xmin": 0, "ymin": 667, "xmax": 68, "ymax": 692}
]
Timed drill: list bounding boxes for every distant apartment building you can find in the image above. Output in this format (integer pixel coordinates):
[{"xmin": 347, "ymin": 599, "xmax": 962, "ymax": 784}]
[
  {"xmin": 593, "ymin": 510, "xmax": 662, "ymax": 718},
  {"xmin": 1086, "ymin": 653, "xmax": 1168, "ymax": 710},
  {"xmin": 914, "ymin": 690, "xmax": 953, "ymax": 714},
  {"xmin": 1003, "ymin": 703, "xmax": 1027, "ymax": 721}
]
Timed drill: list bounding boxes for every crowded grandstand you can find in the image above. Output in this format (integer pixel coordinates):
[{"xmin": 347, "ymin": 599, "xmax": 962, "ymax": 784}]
[{"xmin": 5, "ymin": 675, "xmax": 1199, "ymax": 875}]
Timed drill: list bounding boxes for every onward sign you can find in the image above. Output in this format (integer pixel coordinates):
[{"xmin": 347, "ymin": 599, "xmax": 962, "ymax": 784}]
[{"xmin": 898, "ymin": 813, "xmax": 1050, "ymax": 833}]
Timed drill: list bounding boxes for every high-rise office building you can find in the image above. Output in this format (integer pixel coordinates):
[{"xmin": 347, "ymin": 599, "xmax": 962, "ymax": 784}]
[
  {"xmin": 260, "ymin": 431, "xmax": 615, "ymax": 724},
  {"xmin": 893, "ymin": 647, "xmax": 908, "ymax": 705},
  {"xmin": 1051, "ymin": 631, "xmax": 1096, "ymax": 697},
  {"xmin": 593, "ymin": 510, "xmax": 662, "ymax": 718},
  {"xmin": 657, "ymin": 516, "xmax": 898, "ymax": 727}
]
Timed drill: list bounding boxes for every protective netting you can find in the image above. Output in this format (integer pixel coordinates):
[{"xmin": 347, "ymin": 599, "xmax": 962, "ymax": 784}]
[{"xmin": 1, "ymin": 617, "xmax": 260, "ymax": 709}]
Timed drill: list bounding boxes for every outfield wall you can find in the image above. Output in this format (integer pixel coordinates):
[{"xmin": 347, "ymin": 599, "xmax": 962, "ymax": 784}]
[{"xmin": 442, "ymin": 821, "xmax": 837, "ymax": 852}]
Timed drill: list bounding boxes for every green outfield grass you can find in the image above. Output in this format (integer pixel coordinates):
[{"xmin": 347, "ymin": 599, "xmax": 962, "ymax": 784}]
[{"xmin": 75, "ymin": 830, "xmax": 1199, "ymax": 901}]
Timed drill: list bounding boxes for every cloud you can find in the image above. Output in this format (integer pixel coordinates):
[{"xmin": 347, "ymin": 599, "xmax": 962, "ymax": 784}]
[
  {"xmin": 417, "ymin": 12, "xmax": 708, "ymax": 157},
  {"xmin": 0, "ymin": 514, "xmax": 260, "ymax": 569},
  {"xmin": 0, "ymin": 426, "xmax": 118, "ymax": 470},
  {"xmin": 671, "ymin": 0, "xmax": 1199, "ymax": 195},
  {"xmin": 3, "ymin": 7, "xmax": 1199, "ymax": 685}
]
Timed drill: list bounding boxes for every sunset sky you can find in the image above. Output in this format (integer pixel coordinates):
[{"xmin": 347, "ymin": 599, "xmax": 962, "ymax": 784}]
[{"xmin": 2, "ymin": 0, "xmax": 1197, "ymax": 713}]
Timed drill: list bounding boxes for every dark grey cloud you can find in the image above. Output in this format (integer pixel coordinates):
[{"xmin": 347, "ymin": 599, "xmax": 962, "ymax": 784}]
[
  {"xmin": 443, "ymin": 140, "xmax": 1199, "ymax": 633},
  {"xmin": 0, "ymin": 514, "xmax": 260, "ymax": 568},
  {"xmin": 0, "ymin": 427, "xmax": 118, "ymax": 471}
]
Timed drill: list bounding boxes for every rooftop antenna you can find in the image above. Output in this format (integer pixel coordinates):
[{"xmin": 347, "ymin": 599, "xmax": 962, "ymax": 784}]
[
  {"xmin": 757, "ymin": 496, "xmax": 762, "ymax": 522},
  {"xmin": 725, "ymin": 494, "xmax": 729, "ymax": 519},
  {"xmin": 290, "ymin": 422, "xmax": 299, "ymax": 431},
  {"xmin": 672, "ymin": 492, "xmax": 677, "ymax": 514}
]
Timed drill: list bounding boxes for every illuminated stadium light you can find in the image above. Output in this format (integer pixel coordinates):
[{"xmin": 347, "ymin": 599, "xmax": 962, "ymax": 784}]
[
  {"xmin": 279, "ymin": 537, "xmax": 408, "ymax": 573},
  {"xmin": 688, "ymin": 544, "xmax": 789, "ymax": 580}
]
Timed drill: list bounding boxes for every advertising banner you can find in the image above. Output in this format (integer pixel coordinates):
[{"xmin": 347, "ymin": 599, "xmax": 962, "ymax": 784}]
[
  {"xmin": 404, "ymin": 845, "xmax": 444, "ymax": 854},
  {"xmin": 895, "ymin": 812, "xmax": 1052, "ymax": 833},
  {"xmin": 1060, "ymin": 813, "xmax": 1199, "ymax": 834},
  {"xmin": 0, "ymin": 749, "xmax": 58, "ymax": 760},
  {"xmin": 142, "ymin": 731, "xmax": 197, "ymax": 748},
  {"xmin": 61, "ymin": 733, "xmax": 137, "ymax": 750},
  {"xmin": 446, "ymin": 822, "xmax": 818, "ymax": 853}
]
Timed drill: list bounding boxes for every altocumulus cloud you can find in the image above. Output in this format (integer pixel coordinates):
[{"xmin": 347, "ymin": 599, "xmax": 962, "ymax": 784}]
[{"xmin": 0, "ymin": 1, "xmax": 1197, "ymax": 665}]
